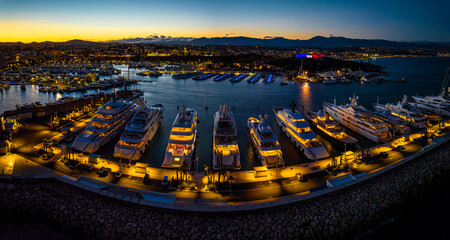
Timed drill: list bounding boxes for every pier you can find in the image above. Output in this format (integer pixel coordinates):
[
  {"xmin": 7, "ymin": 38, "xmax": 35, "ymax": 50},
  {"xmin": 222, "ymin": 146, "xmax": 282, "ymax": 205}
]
[{"xmin": 1, "ymin": 93, "xmax": 114, "ymax": 120}]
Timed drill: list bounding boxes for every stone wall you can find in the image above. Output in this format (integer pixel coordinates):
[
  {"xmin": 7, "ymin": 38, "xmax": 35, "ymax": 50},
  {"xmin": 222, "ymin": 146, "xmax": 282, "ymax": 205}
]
[{"xmin": 0, "ymin": 142, "xmax": 449, "ymax": 240}]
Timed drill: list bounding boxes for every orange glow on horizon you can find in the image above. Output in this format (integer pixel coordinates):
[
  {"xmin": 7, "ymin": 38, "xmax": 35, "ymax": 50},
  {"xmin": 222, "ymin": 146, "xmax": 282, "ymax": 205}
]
[{"xmin": 0, "ymin": 20, "xmax": 317, "ymax": 43}]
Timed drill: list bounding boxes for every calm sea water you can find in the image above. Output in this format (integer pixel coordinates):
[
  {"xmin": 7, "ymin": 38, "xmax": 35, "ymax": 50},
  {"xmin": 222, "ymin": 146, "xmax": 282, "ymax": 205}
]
[{"xmin": 1, "ymin": 57, "xmax": 449, "ymax": 169}]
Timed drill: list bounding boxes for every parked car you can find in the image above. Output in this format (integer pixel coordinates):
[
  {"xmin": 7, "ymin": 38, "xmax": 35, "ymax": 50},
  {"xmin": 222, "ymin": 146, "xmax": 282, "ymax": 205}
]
[
  {"xmin": 295, "ymin": 173, "xmax": 304, "ymax": 182},
  {"xmin": 97, "ymin": 167, "xmax": 105, "ymax": 175},
  {"xmin": 380, "ymin": 152, "xmax": 389, "ymax": 158},
  {"xmin": 97, "ymin": 167, "xmax": 111, "ymax": 177},
  {"xmin": 86, "ymin": 164, "xmax": 94, "ymax": 171},
  {"xmin": 162, "ymin": 176, "xmax": 169, "ymax": 187},
  {"xmin": 114, "ymin": 170, "xmax": 122, "ymax": 180}
]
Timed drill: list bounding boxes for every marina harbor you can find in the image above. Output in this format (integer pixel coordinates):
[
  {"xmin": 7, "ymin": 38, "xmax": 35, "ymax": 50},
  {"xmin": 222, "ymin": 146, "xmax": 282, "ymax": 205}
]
[{"xmin": 1, "ymin": 57, "xmax": 449, "ymax": 207}]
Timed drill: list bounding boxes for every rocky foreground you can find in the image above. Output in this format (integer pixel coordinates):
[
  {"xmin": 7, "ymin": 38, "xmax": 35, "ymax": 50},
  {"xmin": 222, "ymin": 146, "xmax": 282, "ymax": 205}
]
[{"xmin": 0, "ymin": 142, "xmax": 449, "ymax": 240}]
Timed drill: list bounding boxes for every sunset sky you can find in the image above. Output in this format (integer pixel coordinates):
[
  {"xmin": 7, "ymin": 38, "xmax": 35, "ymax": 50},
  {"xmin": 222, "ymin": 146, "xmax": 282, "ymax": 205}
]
[{"xmin": 1, "ymin": 0, "xmax": 449, "ymax": 42}]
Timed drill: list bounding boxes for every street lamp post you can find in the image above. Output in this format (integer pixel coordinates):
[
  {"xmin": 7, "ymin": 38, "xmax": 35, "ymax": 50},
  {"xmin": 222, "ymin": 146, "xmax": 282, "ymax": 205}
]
[{"xmin": 196, "ymin": 157, "xmax": 198, "ymax": 178}]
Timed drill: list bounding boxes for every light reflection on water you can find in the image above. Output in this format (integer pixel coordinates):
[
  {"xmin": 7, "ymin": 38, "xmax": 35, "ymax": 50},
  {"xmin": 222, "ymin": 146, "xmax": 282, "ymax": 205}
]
[{"xmin": 0, "ymin": 57, "xmax": 449, "ymax": 169}]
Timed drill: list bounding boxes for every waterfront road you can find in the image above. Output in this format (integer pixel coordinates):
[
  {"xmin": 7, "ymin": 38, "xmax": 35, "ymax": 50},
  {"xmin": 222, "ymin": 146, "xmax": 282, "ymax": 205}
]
[{"xmin": 4, "ymin": 121, "xmax": 447, "ymax": 204}]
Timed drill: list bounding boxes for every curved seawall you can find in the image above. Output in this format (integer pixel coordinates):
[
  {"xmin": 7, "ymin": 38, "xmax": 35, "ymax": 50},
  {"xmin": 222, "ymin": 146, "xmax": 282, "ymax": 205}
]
[{"xmin": 0, "ymin": 140, "xmax": 449, "ymax": 239}]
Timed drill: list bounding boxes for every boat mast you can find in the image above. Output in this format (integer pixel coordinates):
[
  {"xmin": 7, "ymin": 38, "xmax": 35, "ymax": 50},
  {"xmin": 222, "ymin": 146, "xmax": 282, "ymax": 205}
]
[{"xmin": 440, "ymin": 67, "xmax": 450, "ymax": 97}]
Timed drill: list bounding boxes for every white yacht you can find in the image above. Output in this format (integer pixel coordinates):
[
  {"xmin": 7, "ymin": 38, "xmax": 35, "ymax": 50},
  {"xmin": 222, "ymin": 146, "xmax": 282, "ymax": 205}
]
[
  {"xmin": 324, "ymin": 96, "xmax": 391, "ymax": 143},
  {"xmin": 213, "ymin": 104, "xmax": 241, "ymax": 171},
  {"xmin": 373, "ymin": 95, "xmax": 428, "ymax": 129},
  {"xmin": 72, "ymin": 100, "xmax": 137, "ymax": 153},
  {"xmin": 248, "ymin": 115, "xmax": 284, "ymax": 167},
  {"xmin": 412, "ymin": 71, "xmax": 450, "ymax": 107},
  {"xmin": 274, "ymin": 105, "xmax": 329, "ymax": 160},
  {"xmin": 412, "ymin": 94, "xmax": 450, "ymax": 108},
  {"xmin": 162, "ymin": 107, "xmax": 197, "ymax": 169},
  {"xmin": 114, "ymin": 104, "xmax": 164, "ymax": 161},
  {"xmin": 306, "ymin": 109, "xmax": 357, "ymax": 147},
  {"xmin": 323, "ymin": 77, "xmax": 338, "ymax": 84},
  {"xmin": 372, "ymin": 110, "xmax": 410, "ymax": 134},
  {"xmin": 413, "ymin": 101, "xmax": 450, "ymax": 117}
]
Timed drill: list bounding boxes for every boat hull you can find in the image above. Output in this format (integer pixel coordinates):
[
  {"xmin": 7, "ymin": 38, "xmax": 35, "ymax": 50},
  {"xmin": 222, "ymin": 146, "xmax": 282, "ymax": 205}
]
[
  {"xmin": 114, "ymin": 120, "xmax": 161, "ymax": 161},
  {"xmin": 307, "ymin": 119, "xmax": 356, "ymax": 148},
  {"xmin": 247, "ymin": 119, "xmax": 284, "ymax": 167},
  {"xmin": 324, "ymin": 106, "xmax": 387, "ymax": 143},
  {"xmin": 273, "ymin": 113, "xmax": 329, "ymax": 160}
]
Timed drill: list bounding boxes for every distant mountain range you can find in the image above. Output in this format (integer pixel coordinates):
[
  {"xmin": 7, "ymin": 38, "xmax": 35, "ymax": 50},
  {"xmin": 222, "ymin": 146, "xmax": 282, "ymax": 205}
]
[
  {"xmin": 110, "ymin": 36, "xmax": 449, "ymax": 50},
  {"xmin": 1, "ymin": 36, "xmax": 448, "ymax": 50}
]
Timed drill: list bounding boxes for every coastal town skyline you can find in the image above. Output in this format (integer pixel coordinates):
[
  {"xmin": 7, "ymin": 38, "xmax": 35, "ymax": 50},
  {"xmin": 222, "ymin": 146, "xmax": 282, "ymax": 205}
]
[{"xmin": 1, "ymin": 0, "xmax": 449, "ymax": 42}]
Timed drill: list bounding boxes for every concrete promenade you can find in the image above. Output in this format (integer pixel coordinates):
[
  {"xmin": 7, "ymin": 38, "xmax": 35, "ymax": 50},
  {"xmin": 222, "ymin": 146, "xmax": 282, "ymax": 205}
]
[{"xmin": 2, "ymin": 122, "xmax": 449, "ymax": 212}]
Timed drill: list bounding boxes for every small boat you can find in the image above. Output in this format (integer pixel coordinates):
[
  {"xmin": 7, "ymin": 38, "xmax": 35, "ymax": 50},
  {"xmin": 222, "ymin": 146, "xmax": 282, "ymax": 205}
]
[
  {"xmin": 213, "ymin": 104, "xmax": 241, "ymax": 170},
  {"xmin": 247, "ymin": 115, "xmax": 284, "ymax": 167},
  {"xmin": 360, "ymin": 77, "xmax": 370, "ymax": 84},
  {"xmin": 279, "ymin": 75, "xmax": 288, "ymax": 85},
  {"xmin": 323, "ymin": 77, "xmax": 338, "ymax": 84},
  {"xmin": 20, "ymin": 80, "xmax": 27, "ymax": 90},
  {"xmin": 340, "ymin": 77, "xmax": 351, "ymax": 84}
]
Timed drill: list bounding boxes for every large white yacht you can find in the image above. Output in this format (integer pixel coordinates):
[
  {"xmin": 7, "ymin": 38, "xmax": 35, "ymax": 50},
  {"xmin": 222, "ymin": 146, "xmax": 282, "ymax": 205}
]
[
  {"xmin": 274, "ymin": 105, "xmax": 329, "ymax": 160},
  {"xmin": 72, "ymin": 100, "xmax": 137, "ymax": 153},
  {"xmin": 412, "ymin": 71, "xmax": 450, "ymax": 107},
  {"xmin": 248, "ymin": 115, "xmax": 284, "ymax": 167},
  {"xmin": 412, "ymin": 94, "xmax": 450, "ymax": 108},
  {"xmin": 372, "ymin": 110, "xmax": 410, "ymax": 134},
  {"xmin": 213, "ymin": 104, "xmax": 241, "ymax": 171},
  {"xmin": 413, "ymin": 101, "xmax": 450, "ymax": 117},
  {"xmin": 114, "ymin": 104, "xmax": 164, "ymax": 161},
  {"xmin": 324, "ymin": 96, "xmax": 391, "ymax": 143},
  {"xmin": 373, "ymin": 95, "xmax": 428, "ymax": 129},
  {"xmin": 162, "ymin": 107, "xmax": 197, "ymax": 169},
  {"xmin": 306, "ymin": 109, "xmax": 358, "ymax": 147}
]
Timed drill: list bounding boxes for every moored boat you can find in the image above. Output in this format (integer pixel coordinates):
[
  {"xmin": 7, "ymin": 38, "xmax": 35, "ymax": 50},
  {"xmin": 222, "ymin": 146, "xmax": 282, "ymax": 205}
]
[
  {"xmin": 72, "ymin": 100, "xmax": 138, "ymax": 153},
  {"xmin": 274, "ymin": 104, "xmax": 329, "ymax": 160},
  {"xmin": 213, "ymin": 104, "xmax": 241, "ymax": 170},
  {"xmin": 114, "ymin": 103, "xmax": 164, "ymax": 161},
  {"xmin": 20, "ymin": 80, "xmax": 26, "ymax": 90},
  {"xmin": 162, "ymin": 107, "xmax": 197, "ymax": 169},
  {"xmin": 325, "ymin": 96, "xmax": 391, "ymax": 143},
  {"xmin": 372, "ymin": 110, "xmax": 411, "ymax": 134},
  {"xmin": 373, "ymin": 95, "xmax": 428, "ymax": 129},
  {"xmin": 306, "ymin": 109, "xmax": 358, "ymax": 147},
  {"xmin": 247, "ymin": 115, "xmax": 284, "ymax": 167}
]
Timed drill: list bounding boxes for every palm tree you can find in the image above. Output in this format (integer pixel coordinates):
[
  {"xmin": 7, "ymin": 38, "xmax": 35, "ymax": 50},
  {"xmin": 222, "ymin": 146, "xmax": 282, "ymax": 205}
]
[
  {"xmin": 62, "ymin": 145, "xmax": 68, "ymax": 160},
  {"xmin": 180, "ymin": 162, "xmax": 189, "ymax": 182},
  {"xmin": 204, "ymin": 164, "xmax": 210, "ymax": 183}
]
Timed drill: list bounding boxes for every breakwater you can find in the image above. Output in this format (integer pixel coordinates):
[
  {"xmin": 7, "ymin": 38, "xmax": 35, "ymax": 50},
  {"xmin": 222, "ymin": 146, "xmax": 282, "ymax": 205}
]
[{"xmin": 0, "ymin": 141, "xmax": 449, "ymax": 239}]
